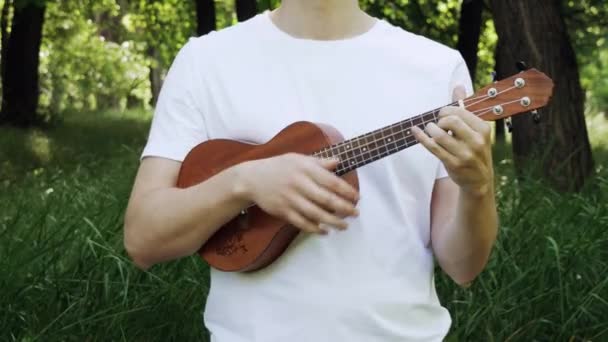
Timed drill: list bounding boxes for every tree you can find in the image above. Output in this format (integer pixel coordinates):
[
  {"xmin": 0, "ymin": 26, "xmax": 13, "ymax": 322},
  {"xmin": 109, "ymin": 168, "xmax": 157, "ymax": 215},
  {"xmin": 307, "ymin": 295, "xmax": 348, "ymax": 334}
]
[
  {"xmin": 456, "ymin": 0, "xmax": 483, "ymax": 81},
  {"xmin": 235, "ymin": 0, "xmax": 257, "ymax": 22},
  {"xmin": 127, "ymin": 1, "xmax": 195, "ymax": 107},
  {"xmin": 0, "ymin": 0, "xmax": 46, "ymax": 127},
  {"xmin": 489, "ymin": 0, "xmax": 594, "ymax": 191},
  {"xmin": 1, "ymin": 0, "xmax": 11, "ymax": 88},
  {"xmin": 195, "ymin": 0, "xmax": 216, "ymax": 36}
]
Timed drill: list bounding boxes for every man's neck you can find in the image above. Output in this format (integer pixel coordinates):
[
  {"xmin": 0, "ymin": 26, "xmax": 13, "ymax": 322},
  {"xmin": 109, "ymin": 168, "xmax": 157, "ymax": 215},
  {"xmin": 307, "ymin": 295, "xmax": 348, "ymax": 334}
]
[{"xmin": 269, "ymin": 0, "xmax": 377, "ymax": 41}]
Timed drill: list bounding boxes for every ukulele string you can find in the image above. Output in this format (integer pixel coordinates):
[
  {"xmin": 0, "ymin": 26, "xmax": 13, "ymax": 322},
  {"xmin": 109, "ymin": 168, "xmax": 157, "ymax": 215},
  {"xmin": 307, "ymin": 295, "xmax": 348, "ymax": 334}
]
[
  {"xmin": 317, "ymin": 86, "xmax": 521, "ymax": 169},
  {"xmin": 330, "ymin": 104, "xmax": 509, "ymax": 175},
  {"xmin": 321, "ymin": 91, "xmax": 498, "ymax": 156},
  {"xmin": 464, "ymin": 86, "xmax": 517, "ymax": 111},
  {"xmin": 318, "ymin": 84, "xmax": 517, "ymax": 158},
  {"xmin": 460, "ymin": 85, "xmax": 516, "ymax": 109},
  {"xmin": 326, "ymin": 100, "xmax": 524, "ymax": 174},
  {"xmin": 342, "ymin": 92, "xmax": 491, "ymax": 147}
]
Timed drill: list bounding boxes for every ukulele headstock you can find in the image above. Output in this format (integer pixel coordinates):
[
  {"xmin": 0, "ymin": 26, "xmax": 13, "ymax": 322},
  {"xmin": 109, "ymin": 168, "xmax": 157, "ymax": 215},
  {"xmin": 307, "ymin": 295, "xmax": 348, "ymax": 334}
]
[{"xmin": 464, "ymin": 68, "xmax": 554, "ymax": 121}]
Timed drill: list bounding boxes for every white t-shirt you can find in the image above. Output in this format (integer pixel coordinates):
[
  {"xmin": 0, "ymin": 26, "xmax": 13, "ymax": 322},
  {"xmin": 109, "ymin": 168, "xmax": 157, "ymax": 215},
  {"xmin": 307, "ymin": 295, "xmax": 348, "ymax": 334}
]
[{"xmin": 142, "ymin": 11, "xmax": 473, "ymax": 342}]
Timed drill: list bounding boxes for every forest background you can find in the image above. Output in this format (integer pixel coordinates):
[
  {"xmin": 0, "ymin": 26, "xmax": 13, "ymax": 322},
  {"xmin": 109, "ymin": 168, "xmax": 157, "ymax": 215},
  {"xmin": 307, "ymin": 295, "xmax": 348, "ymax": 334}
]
[{"xmin": 1, "ymin": 0, "xmax": 607, "ymax": 341}]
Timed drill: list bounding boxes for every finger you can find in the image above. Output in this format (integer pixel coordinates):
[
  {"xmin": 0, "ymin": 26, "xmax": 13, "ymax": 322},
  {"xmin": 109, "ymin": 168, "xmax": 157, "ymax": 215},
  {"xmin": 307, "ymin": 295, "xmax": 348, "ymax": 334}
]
[
  {"xmin": 433, "ymin": 118, "xmax": 479, "ymax": 161},
  {"xmin": 290, "ymin": 194, "xmax": 349, "ymax": 230},
  {"xmin": 439, "ymin": 106, "xmax": 489, "ymax": 136},
  {"xmin": 424, "ymin": 122, "xmax": 462, "ymax": 154},
  {"xmin": 436, "ymin": 114, "xmax": 478, "ymax": 147},
  {"xmin": 285, "ymin": 210, "xmax": 328, "ymax": 235},
  {"xmin": 452, "ymin": 85, "xmax": 467, "ymax": 102},
  {"xmin": 297, "ymin": 177, "xmax": 359, "ymax": 218},
  {"xmin": 412, "ymin": 125, "xmax": 459, "ymax": 167},
  {"xmin": 316, "ymin": 156, "xmax": 341, "ymax": 170},
  {"xmin": 306, "ymin": 162, "xmax": 359, "ymax": 203}
]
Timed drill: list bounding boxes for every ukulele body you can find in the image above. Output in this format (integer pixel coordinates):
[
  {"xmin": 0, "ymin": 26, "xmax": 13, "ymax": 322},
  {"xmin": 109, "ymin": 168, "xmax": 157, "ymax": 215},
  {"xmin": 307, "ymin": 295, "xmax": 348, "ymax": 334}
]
[{"xmin": 177, "ymin": 121, "xmax": 359, "ymax": 272}]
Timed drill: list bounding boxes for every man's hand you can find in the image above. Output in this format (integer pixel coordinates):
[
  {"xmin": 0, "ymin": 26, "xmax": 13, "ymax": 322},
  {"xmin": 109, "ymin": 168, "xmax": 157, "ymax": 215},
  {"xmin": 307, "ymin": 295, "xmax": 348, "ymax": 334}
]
[
  {"xmin": 235, "ymin": 153, "xmax": 360, "ymax": 235},
  {"xmin": 416, "ymin": 85, "xmax": 499, "ymax": 286},
  {"xmin": 412, "ymin": 86, "xmax": 494, "ymax": 196}
]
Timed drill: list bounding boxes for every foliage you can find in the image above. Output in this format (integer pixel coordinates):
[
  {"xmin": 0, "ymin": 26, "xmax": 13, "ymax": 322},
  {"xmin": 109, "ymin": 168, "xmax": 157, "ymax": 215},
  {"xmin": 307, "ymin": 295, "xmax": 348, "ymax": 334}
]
[
  {"xmin": 564, "ymin": 0, "xmax": 608, "ymax": 115},
  {"xmin": 581, "ymin": 49, "xmax": 608, "ymax": 115},
  {"xmin": 1, "ymin": 110, "xmax": 607, "ymax": 340},
  {"xmin": 564, "ymin": 0, "xmax": 608, "ymax": 61},
  {"xmin": 126, "ymin": 0, "xmax": 195, "ymax": 72},
  {"xmin": 360, "ymin": 0, "xmax": 497, "ymax": 87},
  {"xmin": 39, "ymin": 1, "xmax": 151, "ymax": 117},
  {"xmin": 32, "ymin": 0, "xmax": 245, "ymax": 118},
  {"xmin": 0, "ymin": 0, "xmax": 606, "ymax": 123},
  {"xmin": 16, "ymin": 0, "xmax": 607, "ymax": 121}
]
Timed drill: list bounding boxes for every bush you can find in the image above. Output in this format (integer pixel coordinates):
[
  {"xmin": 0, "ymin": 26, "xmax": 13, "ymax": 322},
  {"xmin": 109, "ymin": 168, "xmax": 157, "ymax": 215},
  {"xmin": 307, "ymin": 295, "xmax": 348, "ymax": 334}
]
[{"xmin": 39, "ymin": 1, "xmax": 152, "ymax": 120}]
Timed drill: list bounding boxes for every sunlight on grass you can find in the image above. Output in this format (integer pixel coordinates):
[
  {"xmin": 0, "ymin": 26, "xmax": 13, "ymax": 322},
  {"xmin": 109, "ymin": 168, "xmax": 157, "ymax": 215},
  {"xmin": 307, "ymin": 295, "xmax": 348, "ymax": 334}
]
[
  {"xmin": 587, "ymin": 112, "xmax": 608, "ymax": 150},
  {"xmin": 26, "ymin": 130, "xmax": 53, "ymax": 164}
]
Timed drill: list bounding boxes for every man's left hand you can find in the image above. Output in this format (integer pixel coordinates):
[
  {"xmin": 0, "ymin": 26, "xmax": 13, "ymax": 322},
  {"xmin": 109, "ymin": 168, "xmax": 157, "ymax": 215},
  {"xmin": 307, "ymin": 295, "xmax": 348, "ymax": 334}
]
[{"xmin": 412, "ymin": 85, "xmax": 494, "ymax": 197}]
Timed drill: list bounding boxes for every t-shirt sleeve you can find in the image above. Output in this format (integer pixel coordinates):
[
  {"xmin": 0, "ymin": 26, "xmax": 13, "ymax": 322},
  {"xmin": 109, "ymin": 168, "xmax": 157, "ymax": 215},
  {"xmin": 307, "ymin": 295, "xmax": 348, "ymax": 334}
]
[
  {"xmin": 436, "ymin": 53, "xmax": 474, "ymax": 180},
  {"xmin": 141, "ymin": 38, "xmax": 209, "ymax": 162}
]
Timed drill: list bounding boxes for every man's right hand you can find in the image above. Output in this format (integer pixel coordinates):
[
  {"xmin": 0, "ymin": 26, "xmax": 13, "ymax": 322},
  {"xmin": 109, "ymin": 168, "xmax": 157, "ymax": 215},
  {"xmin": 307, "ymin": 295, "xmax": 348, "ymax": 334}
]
[{"xmin": 235, "ymin": 153, "xmax": 360, "ymax": 235}]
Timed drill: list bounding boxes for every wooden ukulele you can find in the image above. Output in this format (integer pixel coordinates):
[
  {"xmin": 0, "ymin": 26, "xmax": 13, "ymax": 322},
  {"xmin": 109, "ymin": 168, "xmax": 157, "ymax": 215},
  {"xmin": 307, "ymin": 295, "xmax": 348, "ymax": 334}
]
[{"xmin": 177, "ymin": 68, "xmax": 554, "ymax": 272}]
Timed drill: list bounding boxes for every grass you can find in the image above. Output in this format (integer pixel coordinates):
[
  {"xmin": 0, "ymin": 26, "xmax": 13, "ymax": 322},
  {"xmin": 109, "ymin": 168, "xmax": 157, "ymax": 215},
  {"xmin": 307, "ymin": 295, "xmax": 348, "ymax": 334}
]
[{"xmin": 1, "ymin": 110, "xmax": 607, "ymax": 341}]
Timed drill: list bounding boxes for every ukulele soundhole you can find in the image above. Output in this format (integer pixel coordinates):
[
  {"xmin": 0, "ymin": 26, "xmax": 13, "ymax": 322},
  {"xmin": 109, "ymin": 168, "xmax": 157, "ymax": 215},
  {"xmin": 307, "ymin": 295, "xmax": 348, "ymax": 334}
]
[{"xmin": 215, "ymin": 211, "xmax": 250, "ymax": 256}]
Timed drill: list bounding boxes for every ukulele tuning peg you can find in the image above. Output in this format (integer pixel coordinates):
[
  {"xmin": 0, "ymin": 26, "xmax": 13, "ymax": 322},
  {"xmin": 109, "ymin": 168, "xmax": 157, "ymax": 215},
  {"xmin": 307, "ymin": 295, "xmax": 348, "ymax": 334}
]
[
  {"xmin": 506, "ymin": 117, "xmax": 513, "ymax": 133},
  {"xmin": 516, "ymin": 61, "xmax": 530, "ymax": 72},
  {"xmin": 532, "ymin": 110, "xmax": 541, "ymax": 124}
]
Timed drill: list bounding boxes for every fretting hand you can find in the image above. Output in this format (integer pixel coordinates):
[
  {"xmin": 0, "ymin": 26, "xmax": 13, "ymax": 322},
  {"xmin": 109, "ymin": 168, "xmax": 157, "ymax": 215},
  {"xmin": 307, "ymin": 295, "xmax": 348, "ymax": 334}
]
[{"xmin": 412, "ymin": 85, "xmax": 494, "ymax": 196}]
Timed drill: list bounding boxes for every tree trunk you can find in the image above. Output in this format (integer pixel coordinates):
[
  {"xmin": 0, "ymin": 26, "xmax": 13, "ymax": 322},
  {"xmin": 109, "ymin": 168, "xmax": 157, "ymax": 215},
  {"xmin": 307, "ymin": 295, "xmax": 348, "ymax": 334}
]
[
  {"xmin": 148, "ymin": 46, "xmax": 162, "ymax": 106},
  {"xmin": 1, "ymin": 0, "xmax": 11, "ymax": 87},
  {"xmin": 195, "ymin": 0, "xmax": 216, "ymax": 36},
  {"xmin": 456, "ymin": 0, "xmax": 483, "ymax": 82},
  {"xmin": 236, "ymin": 0, "xmax": 257, "ymax": 22},
  {"xmin": 488, "ymin": 0, "xmax": 594, "ymax": 192},
  {"xmin": 0, "ymin": 2, "xmax": 45, "ymax": 127}
]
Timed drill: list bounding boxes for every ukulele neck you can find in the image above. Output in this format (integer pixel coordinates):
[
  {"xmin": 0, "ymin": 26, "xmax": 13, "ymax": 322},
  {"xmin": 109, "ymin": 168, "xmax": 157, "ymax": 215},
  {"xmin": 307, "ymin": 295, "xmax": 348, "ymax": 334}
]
[
  {"xmin": 314, "ymin": 105, "xmax": 446, "ymax": 176},
  {"xmin": 312, "ymin": 68, "xmax": 555, "ymax": 176}
]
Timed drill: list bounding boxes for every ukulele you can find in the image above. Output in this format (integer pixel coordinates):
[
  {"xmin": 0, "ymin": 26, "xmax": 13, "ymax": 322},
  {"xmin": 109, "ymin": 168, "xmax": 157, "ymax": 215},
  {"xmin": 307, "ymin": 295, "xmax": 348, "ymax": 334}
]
[{"xmin": 177, "ymin": 68, "xmax": 554, "ymax": 272}]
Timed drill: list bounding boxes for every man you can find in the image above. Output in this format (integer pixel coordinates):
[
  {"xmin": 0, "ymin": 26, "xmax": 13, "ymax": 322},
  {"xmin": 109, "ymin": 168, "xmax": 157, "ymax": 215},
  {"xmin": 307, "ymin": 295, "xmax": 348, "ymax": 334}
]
[{"xmin": 124, "ymin": 0, "xmax": 498, "ymax": 341}]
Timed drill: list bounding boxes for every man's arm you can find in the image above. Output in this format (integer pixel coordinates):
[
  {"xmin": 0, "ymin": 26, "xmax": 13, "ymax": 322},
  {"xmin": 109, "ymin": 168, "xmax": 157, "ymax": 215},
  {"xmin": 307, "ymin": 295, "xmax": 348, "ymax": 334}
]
[
  {"xmin": 429, "ymin": 177, "xmax": 498, "ymax": 286},
  {"xmin": 123, "ymin": 157, "xmax": 252, "ymax": 270},
  {"xmin": 413, "ymin": 86, "xmax": 498, "ymax": 286},
  {"xmin": 123, "ymin": 154, "xmax": 359, "ymax": 270}
]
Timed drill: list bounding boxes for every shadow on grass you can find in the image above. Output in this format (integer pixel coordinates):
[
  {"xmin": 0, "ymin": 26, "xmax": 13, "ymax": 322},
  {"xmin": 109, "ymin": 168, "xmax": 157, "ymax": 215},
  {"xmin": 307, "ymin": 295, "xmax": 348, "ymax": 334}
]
[{"xmin": 0, "ymin": 109, "xmax": 152, "ymax": 182}]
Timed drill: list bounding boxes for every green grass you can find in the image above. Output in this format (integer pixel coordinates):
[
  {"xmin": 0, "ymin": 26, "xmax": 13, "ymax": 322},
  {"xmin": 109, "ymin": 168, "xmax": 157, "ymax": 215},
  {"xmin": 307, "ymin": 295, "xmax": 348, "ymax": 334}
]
[{"xmin": 1, "ymin": 110, "xmax": 607, "ymax": 341}]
